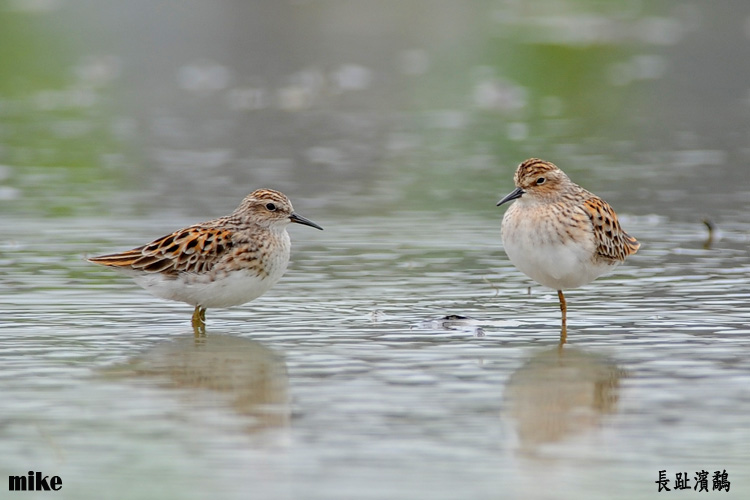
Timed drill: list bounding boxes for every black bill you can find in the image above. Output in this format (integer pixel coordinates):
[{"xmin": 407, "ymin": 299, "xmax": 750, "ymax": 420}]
[
  {"xmin": 496, "ymin": 187, "xmax": 525, "ymax": 207},
  {"xmin": 290, "ymin": 212, "xmax": 324, "ymax": 230}
]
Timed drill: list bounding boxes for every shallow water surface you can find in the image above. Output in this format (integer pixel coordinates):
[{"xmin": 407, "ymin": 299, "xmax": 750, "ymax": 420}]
[{"xmin": 1, "ymin": 212, "xmax": 749, "ymax": 499}]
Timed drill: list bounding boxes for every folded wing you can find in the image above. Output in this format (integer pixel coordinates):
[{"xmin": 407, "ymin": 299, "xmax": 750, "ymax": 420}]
[
  {"xmin": 89, "ymin": 225, "xmax": 234, "ymax": 275},
  {"xmin": 581, "ymin": 197, "xmax": 640, "ymax": 263}
]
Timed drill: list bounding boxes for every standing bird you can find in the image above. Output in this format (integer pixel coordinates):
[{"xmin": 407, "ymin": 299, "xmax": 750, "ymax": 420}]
[
  {"xmin": 89, "ymin": 189, "xmax": 323, "ymax": 330},
  {"xmin": 496, "ymin": 159, "xmax": 639, "ymax": 343}
]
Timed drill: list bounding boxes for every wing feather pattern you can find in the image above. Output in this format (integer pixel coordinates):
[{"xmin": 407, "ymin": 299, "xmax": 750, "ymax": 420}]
[
  {"xmin": 581, "ymin": 197, "xmax": 640, "ymax": 262},
  {"xmin": 89, "ymin": 225, "xmax": 234, "ymax": 275}
]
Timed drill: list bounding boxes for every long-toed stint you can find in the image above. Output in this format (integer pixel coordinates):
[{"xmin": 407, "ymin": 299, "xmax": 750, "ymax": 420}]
[
  {"xmin": 89, "ymin": 189, "xmax": 322, "ymax": 331},
  {"xmin": 496, "ymin": 158, "xmax": 639, "ymax": 343}
]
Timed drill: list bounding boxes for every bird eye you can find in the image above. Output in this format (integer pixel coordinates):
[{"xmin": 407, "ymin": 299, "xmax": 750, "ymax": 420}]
[
  {"xmin": 536, "ymin": 177, "xmax": 546, "ymax": 185},
  {"xmin": 265, "ymin": 203, "xmax": 277, "ymax": 211}
]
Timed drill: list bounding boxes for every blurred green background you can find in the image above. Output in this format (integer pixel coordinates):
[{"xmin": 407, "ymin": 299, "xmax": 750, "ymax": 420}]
[{"xmin": 1, "ymin": 0, "xmax": 749, "ymax": 218}]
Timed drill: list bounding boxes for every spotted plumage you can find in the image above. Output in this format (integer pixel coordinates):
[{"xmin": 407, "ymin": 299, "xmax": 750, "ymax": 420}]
[
  {"xmin": 497, "ymin": 158, "xmax": 639, "ymax": 343},
  {"xmin": 89, "ymin": 189, "xmax": 323, "ymax": 329},
  {"xmin": 582, "ymin": 198, "xmax": 640, "ymax": 262}
]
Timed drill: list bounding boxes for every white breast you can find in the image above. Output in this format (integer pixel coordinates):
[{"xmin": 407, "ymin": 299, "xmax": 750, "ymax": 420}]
[{"xmin": 501, "ymin": 204, "xmax": 616, "ymax": 290}]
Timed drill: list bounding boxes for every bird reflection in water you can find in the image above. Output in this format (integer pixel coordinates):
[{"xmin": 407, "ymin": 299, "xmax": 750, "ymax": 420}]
[
  {"xmin": 104, "ymin": 333, "xmax": 289, "ymax": 432},
  {"xmin": 503, "ymin": 346, "xmax": 624, "ymax": 453}
]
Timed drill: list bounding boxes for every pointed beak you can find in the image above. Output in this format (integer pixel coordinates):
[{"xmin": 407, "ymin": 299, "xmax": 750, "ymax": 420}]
[
  {"xmin": 289, "ymin": 212, "xmax": 323, "ymax": 230},
  {"xmin": 496, "ymin": 187, "xmax": 525, "ymax": 207}
]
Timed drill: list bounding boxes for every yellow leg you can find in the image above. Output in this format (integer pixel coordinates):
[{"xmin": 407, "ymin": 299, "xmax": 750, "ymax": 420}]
[
  {"xmin": 557, "ymin": 290, "xmax": 567, "ymax": 345},
  {"xmin": 191, "ymin": 305, "xmax": 206, "ymax": 336}
]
